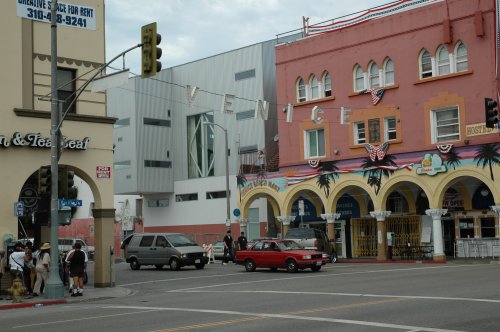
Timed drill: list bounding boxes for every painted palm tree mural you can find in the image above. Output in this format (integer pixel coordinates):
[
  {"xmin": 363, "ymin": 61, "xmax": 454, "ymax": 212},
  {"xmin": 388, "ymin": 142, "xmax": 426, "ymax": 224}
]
[
  {"xmin": 444, "ymin": 149, "xmax": 462, "ymax": 170},
  {"xmin": 474, "ymin": 143, "xmax": 500, "ymax": 181},
  {"xmin": 236, "ymin": 174, "xmax": 247, "ymax": 202},
  {"xmin": 362, "ymin": 142, "xmax": 397, "ymax": 195},
  {"xmin": 316, "ymin": 160, "xmax": 339, "ymax": 197}
]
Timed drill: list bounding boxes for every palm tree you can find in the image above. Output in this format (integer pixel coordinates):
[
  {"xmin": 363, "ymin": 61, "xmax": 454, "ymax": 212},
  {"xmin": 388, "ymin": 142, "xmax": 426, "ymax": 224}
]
[
  {"xmin": 316, "ymin": 160, "xmax": 339, "ymax": 197},
  {"xmin": 361, "ymin": 154, "xmax": 397, "ymax": 195},
  {"xmin": 473, "ymin": 143, "xmax": 500, "ymax": 181},
  {"xmin": 236, "ymin": 174, "xmax": 247, "ymax": 202},
  {"xmin": 445, "ymin": 149, "xmax": 461, "ymax": 170}
]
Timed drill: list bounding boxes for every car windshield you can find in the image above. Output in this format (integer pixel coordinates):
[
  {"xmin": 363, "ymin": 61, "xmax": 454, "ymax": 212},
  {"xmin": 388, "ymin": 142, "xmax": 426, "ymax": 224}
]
[
  {"xmin": 166, "ymin": 234, "xmax": 198, "ymax": 247},
  {"xmin": 277, "ymin": 240, "xmax": 302, "ymax": 251}
]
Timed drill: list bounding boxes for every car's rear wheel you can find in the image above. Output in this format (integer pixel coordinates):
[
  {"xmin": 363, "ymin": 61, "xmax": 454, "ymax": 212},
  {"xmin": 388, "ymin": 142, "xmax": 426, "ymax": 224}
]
[
  {"xmin": 311, "ymin": 265, "xmax": 321, "ymax": 272},
  {"xmin": 169, "ymin": 258, "xmax": 180, "ymax": 271},
  {"xmin": 155, "ymin": 264, "xmax": 163, "ymax": 270},
  {"xmin": 245, "ymin": 259, "xmax": 256, "ymax": 272},
  {"xmin": 195, "ymin": 263, "xmax": 205, "ymax": 269},
  {"xmin": 286, "ymin": 259, "xmax": 298, "ymax": 273},
  {"xmin": 130, "ymin": 259, "xmax": 140, "ymax": 270}
]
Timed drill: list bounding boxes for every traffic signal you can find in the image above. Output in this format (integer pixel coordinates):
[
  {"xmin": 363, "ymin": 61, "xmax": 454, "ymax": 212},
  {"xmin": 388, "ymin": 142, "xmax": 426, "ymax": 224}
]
[
  {"xmin": 38, "ymin": 167, "xmax": 51, "ymax": 196},
  {"xmin": 59, "ymin": 166, "xmax": 76, "ymax": 199},
  {"xmin": 141, "ymin": 22, "xmax": 162, "ymax": 79},
  {"xmin": 484, "ymin": 97, "xmax": 499, "ymax": 128}
]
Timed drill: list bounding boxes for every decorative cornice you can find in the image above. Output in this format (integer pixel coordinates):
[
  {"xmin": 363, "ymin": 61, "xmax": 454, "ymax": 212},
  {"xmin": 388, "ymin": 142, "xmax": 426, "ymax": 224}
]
[
  {"xmin": 14, "ymin": 108, "xmax": 117, "ymax": 125},
  {"xmin": 320, "ymin": 213, "xmax": 341, "ymax": 223},
  {"xmin": 277, "ymin": 215, "xmax": 296, "ymax": 225},
  {"xmin": 425, "ymin": 209, "xmax": 448, "ymax": 219},
  {"xmin": 92, "ymin": 208, "xmax": 116, "ymax": 219},
  {"xmin": 370, "ymin": 210, "xmax": 391, "ymax": 221},
  {"xmin": 33, "ymin": 53, "xmax": 103, "ymax": 69}
]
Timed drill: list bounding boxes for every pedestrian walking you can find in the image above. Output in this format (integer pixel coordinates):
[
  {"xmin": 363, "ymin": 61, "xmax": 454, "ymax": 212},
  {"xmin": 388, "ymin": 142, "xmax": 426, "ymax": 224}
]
[
  {"xmin": 33, "ymin": 243, "xmax": 51, "ymax": 297},
  {"xmin": 237, "ymin": 232, "xmax": 248, "ymax": 250},
  {"xmin": 8, "ymin": 242, "xmax": 26, "ymax": 283},
  {"xmin": 66, "ymin": 242, "xmax": 86, "ymax": 297},
  {"xmin": 222, "ymin": 230, "xmax": 233, "ymax": 265}
]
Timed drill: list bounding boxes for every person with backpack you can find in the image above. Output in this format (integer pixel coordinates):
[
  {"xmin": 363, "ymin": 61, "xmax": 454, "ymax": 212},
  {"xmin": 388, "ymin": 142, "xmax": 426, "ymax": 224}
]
[{"xmin": 66, "ymin": 242, "xmax": 86, "ymax": 297}]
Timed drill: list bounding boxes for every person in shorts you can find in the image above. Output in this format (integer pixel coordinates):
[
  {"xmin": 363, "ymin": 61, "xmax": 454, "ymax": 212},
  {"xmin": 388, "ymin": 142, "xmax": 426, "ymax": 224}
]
[{"xmin": 66, "ymin": 242, "xmax": 86, "ymax": 297}]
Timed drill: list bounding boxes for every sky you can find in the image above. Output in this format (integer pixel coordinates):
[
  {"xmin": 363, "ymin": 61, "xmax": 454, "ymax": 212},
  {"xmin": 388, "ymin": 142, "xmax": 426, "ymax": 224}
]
[{"xmin": 104, "ymin": 0, "xmax": 391, "ymax": 76}]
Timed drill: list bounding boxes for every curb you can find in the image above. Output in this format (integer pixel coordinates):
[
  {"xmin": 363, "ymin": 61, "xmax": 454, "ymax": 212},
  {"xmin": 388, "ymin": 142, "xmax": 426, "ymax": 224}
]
[{"xmin": 0, "ymin": 299, "xmax": 67, "ymax": 310}]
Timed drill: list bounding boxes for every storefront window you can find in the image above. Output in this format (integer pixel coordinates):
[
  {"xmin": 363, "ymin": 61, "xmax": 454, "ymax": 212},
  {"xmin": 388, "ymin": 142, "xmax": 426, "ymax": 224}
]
[
  {"xmin": 459, "ymin": 218, "xmax": 474, "ymax": 238},
  {"xmin": 480, "ymin": 217, "xmax": 495, "ymax": 238}
]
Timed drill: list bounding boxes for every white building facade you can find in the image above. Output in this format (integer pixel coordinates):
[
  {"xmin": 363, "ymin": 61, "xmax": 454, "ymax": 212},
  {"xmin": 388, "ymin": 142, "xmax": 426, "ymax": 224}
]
[{"xmin": 108, "ymin": 39, "xmax": 293, "ymax": 243}]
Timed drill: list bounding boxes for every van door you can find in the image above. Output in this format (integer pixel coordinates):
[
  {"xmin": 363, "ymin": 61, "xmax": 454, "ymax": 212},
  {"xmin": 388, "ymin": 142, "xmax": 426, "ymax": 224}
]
[
  {"xmin": 151, "ymin": 235, "xmax": 174, "ymax": 265},
  {"xmin": 137, "ymin": 235, "xmax": 155, "ymax": 264}
]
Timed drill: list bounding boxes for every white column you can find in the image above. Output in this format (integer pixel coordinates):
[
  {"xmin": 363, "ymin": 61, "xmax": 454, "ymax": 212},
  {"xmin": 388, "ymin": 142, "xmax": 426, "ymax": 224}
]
[
  {"xmin": 277, "ymin": 216, "xmax": 296, "ymax": 239},
  {"xmin": 425, "ymin": 208, "xmax": 447, "ymax": 260},
  {"xmin": 370, "ymin": 210, "xmax": 391, "ymax": 260}
]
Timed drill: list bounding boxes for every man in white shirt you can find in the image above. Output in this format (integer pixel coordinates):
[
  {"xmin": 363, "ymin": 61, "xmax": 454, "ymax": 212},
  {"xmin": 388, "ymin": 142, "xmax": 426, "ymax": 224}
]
[{"xmin": 9, "ymin": 242, "xmax": 26, "ymax": 285}]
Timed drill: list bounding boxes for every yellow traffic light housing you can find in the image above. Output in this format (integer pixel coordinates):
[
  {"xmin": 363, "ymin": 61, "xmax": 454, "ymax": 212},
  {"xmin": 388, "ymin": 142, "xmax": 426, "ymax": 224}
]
[{"xmin": 141, "ymin": 22, "xmax": 162, "ymax": 78}]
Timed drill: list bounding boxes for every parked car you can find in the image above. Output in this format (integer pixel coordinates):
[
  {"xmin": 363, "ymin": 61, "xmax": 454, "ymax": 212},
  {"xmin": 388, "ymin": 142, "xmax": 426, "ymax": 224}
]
[
  {"xmin": 235, "ymin": 239, "xmax": 328, "ymax": 273},
  {"xmin": 58, "ymin": 238, "xmax": 95, "ymax": 259},
  {"xmin": 211, "ymin": 240, "xmax": 225, "ymax": 260},
  {"xmin": 284, "ymin": 227, "xmax": 336, "ymax": 262},
  {"xmin": 123, "ymin": 233, "xmax": 209, "ymax": 270}
]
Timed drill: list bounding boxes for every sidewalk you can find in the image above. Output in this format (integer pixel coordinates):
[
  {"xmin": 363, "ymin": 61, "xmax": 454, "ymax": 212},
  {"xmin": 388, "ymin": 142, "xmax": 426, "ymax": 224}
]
[{"xmin": 0, "ymin": 285, "xmax": 132, "ymax": 310}]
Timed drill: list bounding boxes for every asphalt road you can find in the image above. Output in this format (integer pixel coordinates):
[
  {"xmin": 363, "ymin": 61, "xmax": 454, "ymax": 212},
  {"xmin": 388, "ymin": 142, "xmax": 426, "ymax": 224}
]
[{"xmin": 1, "ymin": 260, "xmax": 499, "ymax": 332}]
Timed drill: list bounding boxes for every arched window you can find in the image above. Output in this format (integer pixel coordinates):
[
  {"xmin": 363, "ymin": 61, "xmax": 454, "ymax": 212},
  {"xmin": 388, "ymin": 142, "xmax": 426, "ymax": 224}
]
[
  {"xmin": 420, "ymin": 49, "xmax": 432, "ymax": 79},
  {"xmin": 437, "ymin": 46, "xmax": 450, "ymax": 75},
  {"xmin": 310, "ymin": 75, "xmax": 319, "ymax": 100},
  {"xmin": 368, "ymin": 62, "xmax": 379, "ymax": 88},
  {"xmin": 455, "ymin": 42, "xmax": 468, "ymax": 72},
  {"xmin": 383, "ymin": 58, "xmax": 394, "ymax": 86},
  {"xmin": 297, "ymin": 78, "xmax": 306, "ymax": 102},
  {"xmin": 322, "ymin": 72, "xmax": 332, "ymax": 97},
  {"xmin": 353, "ymin": 64, "xmax": 364, "ymax": 92}
]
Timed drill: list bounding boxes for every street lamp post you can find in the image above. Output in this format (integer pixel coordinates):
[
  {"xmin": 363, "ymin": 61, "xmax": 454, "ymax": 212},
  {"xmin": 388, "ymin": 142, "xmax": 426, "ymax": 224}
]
[{"xmin": 204, "ymin": 122, "xmax": 231, "ymax": 230}]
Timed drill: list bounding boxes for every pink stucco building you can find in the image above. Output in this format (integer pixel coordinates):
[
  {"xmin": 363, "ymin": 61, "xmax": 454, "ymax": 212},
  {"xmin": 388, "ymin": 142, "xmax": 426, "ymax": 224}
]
[{"xmin": 238, "ymin": 0, "xmax": 500, "ymax": 261}]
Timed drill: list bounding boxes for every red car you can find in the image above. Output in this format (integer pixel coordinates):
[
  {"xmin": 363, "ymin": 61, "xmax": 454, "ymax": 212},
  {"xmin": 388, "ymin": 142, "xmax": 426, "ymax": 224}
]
[{"xmin": 235, "ymin": 239, "xmax": 327, "ymax": 273}]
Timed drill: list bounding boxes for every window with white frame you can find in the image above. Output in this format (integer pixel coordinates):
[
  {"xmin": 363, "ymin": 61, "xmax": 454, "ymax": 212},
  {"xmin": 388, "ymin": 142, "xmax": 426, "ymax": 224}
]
[
  {"xmin": 455, "ymin": 42, "xmax": 468, "ymax": 72},
  {"xmin": 304, "ymin": 128, "xmax": 325, "ymax": 158},
  {"xmin": 383, "ymin": 58, "xmax": 394, "ymax": 86},
  {"xmin": 297, "ymin": 78, "xmax": 306, "ymax": 102},
  {"xmin": 354, "ymin": 122, "xmax": 366, "ymax": 145},
  {"xmin": 354, "ymin": 64, "xmax": 365, "ymax": 92},
  {"xmin": 431, "ymin": 106, "xmax": 460, "ymax": 143},
  {"xmin": 437, "ymin": 46, "xmax": 450, "ymax": 75},
  {"xmin": 368, "ymin": 118, "xmax": 381, "ymax": 143},
  {"xmin": 420, "ymin": 49, "xmax": 433, "ymax": 79},
  {"xmin": 322, "ymin": 72, "xmax": 332, "ymax": 97},
  {"xmin": 384, "ymin": 117, "xmax": 397, "ymax": 141},
  {"xmin": 368, "ymin": 62, "xmax": 380, "ymax": 88},
  {"xmin": 310, "ymin": 75, "xmax": 319, "ymax": 100}
]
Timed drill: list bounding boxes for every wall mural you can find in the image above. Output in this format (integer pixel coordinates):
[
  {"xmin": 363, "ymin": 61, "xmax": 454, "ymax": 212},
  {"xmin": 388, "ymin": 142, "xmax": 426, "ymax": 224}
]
[{"xmin": 236, "ymin": 143, "xmax": 500, "ymax": 198}]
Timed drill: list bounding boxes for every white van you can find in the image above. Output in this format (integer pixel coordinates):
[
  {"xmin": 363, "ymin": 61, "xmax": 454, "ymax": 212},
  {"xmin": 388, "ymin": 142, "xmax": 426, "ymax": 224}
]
[
  {"xmin": 123, "ymin": 233, "xmax": 208, "ymax": 270},
  {"xmin": 58, "ymin": 238, "xmax": 95, "ymax": 259}
]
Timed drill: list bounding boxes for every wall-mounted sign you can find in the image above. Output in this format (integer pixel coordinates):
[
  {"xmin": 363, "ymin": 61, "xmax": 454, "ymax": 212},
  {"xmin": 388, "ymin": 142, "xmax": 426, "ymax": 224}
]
[
  {"xmin": 16, "ymin": 0, "xmax": 96, "ymax": 30},
  {"xmin": 0, "ymin": 132, "xmax": 89, "ymax": 150},
  {"xmin": 96, "ymin": 166, "xmax": 111, "ymax": 179},
  {"xmin": 465, "ymin": 123, "xmax": 497, "ymax": 137},
  {"xmin": 416, "ymin": 153, "xmax": 447, "ymax": 176}
]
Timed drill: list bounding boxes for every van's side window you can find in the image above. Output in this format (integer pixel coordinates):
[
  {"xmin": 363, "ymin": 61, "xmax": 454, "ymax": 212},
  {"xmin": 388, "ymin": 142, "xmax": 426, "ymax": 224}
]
[
  {"xmin": 139, "ymin": 236, "xmax": 155, "ymax": 247},
  {"xmin": 155, "ymin": 236, "xmax": 168, "ymax": 247}
]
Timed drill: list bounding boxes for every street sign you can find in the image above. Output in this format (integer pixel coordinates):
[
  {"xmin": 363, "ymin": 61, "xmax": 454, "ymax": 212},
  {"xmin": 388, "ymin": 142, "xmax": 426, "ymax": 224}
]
[
  {"xmin": 233, "ymin": 208, "xmax": 241, "ymax": 217},
  {"xmin": 14, "ymin": 202, "xmax": 24, "ymax": 217},
  {"xmin": 59, "ymin": 199, "xmax": 82, "ymax": 207}
]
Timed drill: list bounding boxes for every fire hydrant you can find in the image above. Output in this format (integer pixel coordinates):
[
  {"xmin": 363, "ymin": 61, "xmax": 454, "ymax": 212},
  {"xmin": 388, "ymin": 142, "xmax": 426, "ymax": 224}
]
[{"xmin": 7, "ymin": 277, "xmax": 26, "ymax": 303}]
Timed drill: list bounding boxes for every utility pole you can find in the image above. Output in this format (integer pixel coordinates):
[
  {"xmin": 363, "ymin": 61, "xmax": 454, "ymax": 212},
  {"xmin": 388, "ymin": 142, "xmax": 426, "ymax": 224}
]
[{"xmin": 45, "ymin": 0, "xmax": 64, "ymax": 299}]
